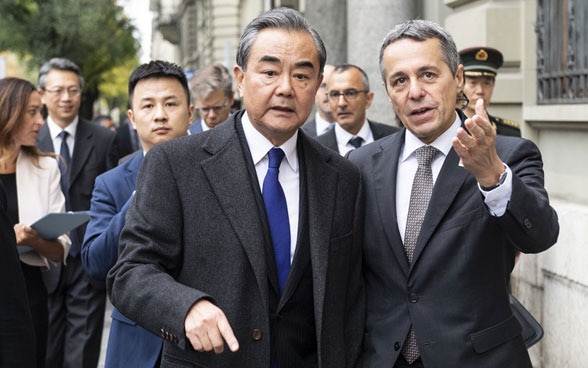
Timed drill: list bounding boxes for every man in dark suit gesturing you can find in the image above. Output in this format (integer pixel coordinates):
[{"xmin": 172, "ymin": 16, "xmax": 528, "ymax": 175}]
[
  {"xmin": 316, "ymin": 64, "xmax": 397, "ymax": 155},
  {"xmin": 37, "ymin": 58, "xmax": 118, "ymax": 368},
  {"xmin": 108, "ymin": 7, "xmax": 364, "ymax": 368},
  {"xmin": 348, "ymin": 20, "xmax": 558, "ymax": 368}
]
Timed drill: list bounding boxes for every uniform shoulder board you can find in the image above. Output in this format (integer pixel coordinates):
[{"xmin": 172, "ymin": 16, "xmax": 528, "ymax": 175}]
[{"xmin": 491, "ymin": 115, "xmax": 520, "ymax": 129}]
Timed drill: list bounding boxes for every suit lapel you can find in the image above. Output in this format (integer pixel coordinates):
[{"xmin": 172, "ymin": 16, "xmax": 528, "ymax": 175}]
[
  {"xmin": 200, "ymin": 118, "xmax": 270, "ymax": 306},
  {"xmin": 125, "ymin": 153, "xmax": 143, "ymax": 191},
  {"xmin": 70, "ymin": 120, "xmax": 93, "ymax": 190},
  {"xmin": 371, "ymin": 132, "xmax": 410, "ymax": 274},
  {"xmin": 37, "ymin": 124, "xmax": 55, "ymax": 153},
  {"xmin": 410, "ymin": 148, "xmax": 468, "ymax": 266},
  {"xmin": 300, "ymin": 136, "xmax": 338, "ymax": 333},
  {"xmin": 323, "ymin": 128, "xmax": 339, "ymax": 153}
]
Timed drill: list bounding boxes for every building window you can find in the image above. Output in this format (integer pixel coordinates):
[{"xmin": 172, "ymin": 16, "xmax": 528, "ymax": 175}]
[
  {"xmin": 536, "ymin": 0, "xmax": 588, "ymax": 104},
  {"xmin": 271, "ymin": 0, "xmax": 305, "ymax": 12}
]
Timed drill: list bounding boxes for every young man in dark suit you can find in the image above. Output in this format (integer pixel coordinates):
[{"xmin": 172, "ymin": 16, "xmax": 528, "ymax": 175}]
[
  {"xmin": 108, "ymin": 8, "xmax": 364, "ymax": 368},
  {"xmin": 82, "ymin": 60, "xmax": 193, "ymax": 367},
  {"xmin": 316, "ymin": 64, "xmax": 398, "ymax": 155},
  {"xmin": 36, "ymin": 57, "xmax": 119, "ymax": 368},
  {"xmin": 348, "ymin": 20, "xmax": 558, "ymax": 368}
]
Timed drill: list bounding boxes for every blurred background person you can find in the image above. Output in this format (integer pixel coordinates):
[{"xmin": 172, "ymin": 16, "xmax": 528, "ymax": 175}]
[
  {"xmin": 116, "ymin": 116, "xmax": 142, "ymax": 159},
  {"xmin": 459, "ymin": 46, "xmax": 521, "ymax": 137},
  {"xmin": 0, "ymin": 77, "xmax": 71, "ymax": 367},
  {"xmin": 188, "ymin": 63, "xmax": 234, "ymax": 134},
  {"xmin": 316, "ymin": 64, "xmax": 397, "ymax": 155},
  {"xmin": 37, "ymin": 57, "xmax": 118, "ymax": 368},
  {"xmin": 301, "ymin": 64, "xmax": 335, "ymax": 137},
  {"xmin": 91, "ymin": 114, "xmax": 116, "ymax": 132}
]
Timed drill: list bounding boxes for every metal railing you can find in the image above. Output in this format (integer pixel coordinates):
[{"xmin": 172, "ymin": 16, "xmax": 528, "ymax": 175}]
[{"xmin": 536, "ymin": 0, "xmax": 588, "ymax": 104}]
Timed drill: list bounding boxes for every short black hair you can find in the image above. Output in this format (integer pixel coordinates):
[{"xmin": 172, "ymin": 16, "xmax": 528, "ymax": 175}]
[{"xmin": 128, "ymin": 60, "xmax": 190, "ymax": 109}]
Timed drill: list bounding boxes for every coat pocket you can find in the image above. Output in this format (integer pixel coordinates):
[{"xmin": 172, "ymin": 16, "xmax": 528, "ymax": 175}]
[{"xmin": 469, "ymin": 314, "xmax": 522, "ymax": 353}]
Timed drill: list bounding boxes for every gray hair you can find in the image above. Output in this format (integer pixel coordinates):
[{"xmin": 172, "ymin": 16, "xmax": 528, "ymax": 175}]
[
  {"xmin": 332, "ymin": 64, "xmax": 370, "ymax": 91},
  {"xmin": 379, "ymin": 19, "xmax": 459, "ymax": 83},
  {"xmin": 236, "ymin": 7, "xmax": 326, "ymax": 75},
  {"xmin": 189, "ymin": 64, "xmax": 233, "ymax": 102},
  {"xmin": 38, "ymin": 58, "xmax": 85, "ymax": 89}
]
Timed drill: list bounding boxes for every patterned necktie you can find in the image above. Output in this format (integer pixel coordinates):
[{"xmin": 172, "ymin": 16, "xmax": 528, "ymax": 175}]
[
  {"xmin": 262, "ymin": 148, "xmax": 291, "ymax": 294},
  {"xmin": 401, "ymin": 145, "xmax": 439, "ymax": 363},
  {"xmin": 348, "ymin": 136, "xmax": 363, "ymax": 149}
]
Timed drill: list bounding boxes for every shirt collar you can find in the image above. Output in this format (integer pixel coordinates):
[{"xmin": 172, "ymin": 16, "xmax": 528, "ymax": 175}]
[
  {"xmin": 334, "ymin": 119, "xmax": 371, "ymax": 143},
  {"xmin": 241, "ymin": 112, "xmax": 299, "ymax": 172},
  {"xmin": 47, "ymin": 116, "xmax": 79, "ymax": 140},
  {"xmin": 401, "ymin": 111, "xmax": 461, "ymax": 161},
  {"xmin": 315, "ymin": 112, "xmax": 334, "ymax": 134}
]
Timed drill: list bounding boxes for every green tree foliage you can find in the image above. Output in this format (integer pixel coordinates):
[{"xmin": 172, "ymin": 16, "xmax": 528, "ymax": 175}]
[{"xmin": 0, "ymin": 0, "xmax": 140, "ymax": 119}]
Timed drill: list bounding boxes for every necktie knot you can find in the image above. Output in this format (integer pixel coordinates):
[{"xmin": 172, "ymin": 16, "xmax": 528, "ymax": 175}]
[
  {"xmin": 268, "ymin": 147, "xmax": 285, "ymax": 169},
  {"xmin": 59, "ymin": 130, "xmax": 69, "ymax": 140},
  {"xmin": 415, "ymin": 145, "xmax": 439, "ymax": 167},
  {"xmin": 348, "ymin": 136, "xmax": 363, "ymax": 149}
]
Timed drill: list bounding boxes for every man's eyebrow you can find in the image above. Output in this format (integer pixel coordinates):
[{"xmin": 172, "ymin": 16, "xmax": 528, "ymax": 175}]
[
  {"xmin": 389, "ymin": 65, "xmax": 441, "ymax": 79},
  {"xmin": 258, "ymin": 55, "xmax": 280, "ymax": 64},
  {"xmin": 257, "ymin": 55, "xmax": 316, "ymax": 70},
  {"xmin": 294, "ymin": 60, "xmax": 315, "ymax": 70}
]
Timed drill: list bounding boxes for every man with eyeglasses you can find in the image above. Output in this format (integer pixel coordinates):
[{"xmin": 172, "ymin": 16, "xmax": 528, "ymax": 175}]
[
  {"xmin": 36, "ymin": 57, "xmax": 119, "ymax": 368},
  {"xmin": 315, "ymin": 64, "xmax": 398, "ymax": 156},
  {"xmin": 188, "ymin": 63, "xmax": 235, "ymax": 134}
]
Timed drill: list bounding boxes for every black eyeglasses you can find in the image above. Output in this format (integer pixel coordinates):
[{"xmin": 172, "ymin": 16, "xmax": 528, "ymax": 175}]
[
  {"xmin": 43, "ymin": 87, "xmax": 81, "ymax": 97},
  {"xmin": 196, "ymin": 101, "xmax": 229, "ymax": 115},
  {"xmin": 327, "ymin": 89, "xmax": 368, "ymax": 102}
]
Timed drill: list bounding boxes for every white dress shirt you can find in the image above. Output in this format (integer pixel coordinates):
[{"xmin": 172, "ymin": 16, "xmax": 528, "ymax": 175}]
[
  {"xmin": 46, "ymin": 116, "xmax": 79, "ymax": 156},
  {"xmin": 314, "ymin": 112, "xmax": 334, "ymax": 136},
  {"xmin": 396, "ymin": 112, "xmax": 512, "ymax": 242},
  {"xmin": 242, "ymin": 113, "xmax": 300, "ymax": 264},
  {"xmin": 335, "ymin": 119, "xmax": 374, "ymax": 156}
]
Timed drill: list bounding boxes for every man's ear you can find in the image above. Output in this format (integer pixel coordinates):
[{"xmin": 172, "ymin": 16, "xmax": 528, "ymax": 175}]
[{"xmin": 233, "ymin": 65, "xmax": 245, "ymax": 99}]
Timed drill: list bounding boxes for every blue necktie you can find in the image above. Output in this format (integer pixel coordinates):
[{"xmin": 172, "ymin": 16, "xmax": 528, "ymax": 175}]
[{"xmin": 262, "ymin": 148, "xmax": 291, "ymax": 294}]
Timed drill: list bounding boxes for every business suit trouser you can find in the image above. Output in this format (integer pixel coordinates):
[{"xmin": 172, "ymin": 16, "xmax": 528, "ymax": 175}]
[{"xmin": 45, "ymin": 256, "xmax": 106, "ymax": 368}]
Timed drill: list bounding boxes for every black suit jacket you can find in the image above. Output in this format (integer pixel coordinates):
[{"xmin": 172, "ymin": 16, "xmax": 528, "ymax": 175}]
[
  {"xmin": 37, "ymin": 118, "xmax": 118, "ymax": 291},
  {"xmin": 108, "ymin": 111, "xmax": 365, "ymax": 368},
  {"xmin": 315, "ymin": 120, "xmax": 398, "ymax": 153},
  {"xmin": 0, "ymin": 181, "xmax": 36, "ymax": 367},
  {"xmin": 348, "ymin": 110, "xmax": 558, "ymax": 368},
  {"xmin": 300, "ymin": 117, "xmax": 318, "ymax": 137},
  {"xmin": 116, "ymin": 122, "xmax": 140, "ymax": 159}
]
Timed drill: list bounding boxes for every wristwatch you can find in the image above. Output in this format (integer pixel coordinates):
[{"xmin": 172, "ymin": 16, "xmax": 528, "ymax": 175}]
[{"xmin": 480, "ymin": 168, "xmax": 507, "ymax": 191}]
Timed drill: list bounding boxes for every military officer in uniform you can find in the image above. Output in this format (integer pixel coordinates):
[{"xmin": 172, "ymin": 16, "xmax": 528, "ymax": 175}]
[{"xmin": 459, "ymin": 46, "xmax": 521, "ymax": 137}]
